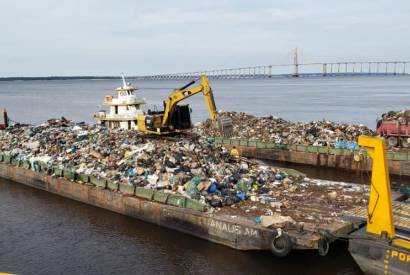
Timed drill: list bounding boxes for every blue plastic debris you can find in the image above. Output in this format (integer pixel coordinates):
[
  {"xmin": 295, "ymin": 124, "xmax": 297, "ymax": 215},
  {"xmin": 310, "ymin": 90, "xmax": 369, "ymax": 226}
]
[
  {"xmin": 208, "ymin": 183, "xmax": 217, "ymax": 193},
  {"xmin": 236, "ymin": 191, "xmax": 246, "ymax": 201},
  {"xmin": 127, "ymin": 168, "xmax": 136, "ymax": 177},
  {"xmin": 335, "ymin": 140, "xmax": 359, "ymax": 150}
]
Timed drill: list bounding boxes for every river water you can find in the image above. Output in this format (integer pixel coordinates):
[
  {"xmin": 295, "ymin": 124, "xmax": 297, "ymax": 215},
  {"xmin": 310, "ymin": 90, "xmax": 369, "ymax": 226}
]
[
  {"xmin": 1, "ymin": 76, "xmax": 410, "ymax": 274},
  {"xmin": 1, "ymin": 75, "xmax": 410, "ymax": 126}
]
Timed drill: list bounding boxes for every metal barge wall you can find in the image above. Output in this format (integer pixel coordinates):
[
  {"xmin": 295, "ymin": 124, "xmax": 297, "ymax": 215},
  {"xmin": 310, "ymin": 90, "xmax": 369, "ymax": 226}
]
[
  {"xmin": 0, "ymin": 162, "xmax": 279, "ymax": 251},
  {"xmin": 213, "ymin": 138, "xmax": 410, "ymax": 177}
]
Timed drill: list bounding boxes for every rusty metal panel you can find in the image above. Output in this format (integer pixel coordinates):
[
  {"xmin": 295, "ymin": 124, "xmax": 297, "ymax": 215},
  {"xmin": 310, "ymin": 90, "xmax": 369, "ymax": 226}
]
[
  {"xmin": 278, "ymin": 150, "xmax": 292, "ymax": 162},
  {"xmin": 290, "ymin": 151, "xmax": 305, "ymax": 163},
  {"xmin": 258, "ymin": 148, "xmax": 280, "ymax": 160},
  {"xmin": 303, "ymin": 152, "xmax": 320, "ymax": 166},
  {"xmin": 389, "ymin": 160, "xmax": 402, "ymax": 176},
  {"xmin": 317, "ymin": 153, "xmax": 330, "ymax": 167},
  {"xmin": 399, "ymin": 160, "xmax": 410, "ymax": 177},
  {"xmin": 123, "ymin": 198, "xmax": 161, "ymax": 224}
]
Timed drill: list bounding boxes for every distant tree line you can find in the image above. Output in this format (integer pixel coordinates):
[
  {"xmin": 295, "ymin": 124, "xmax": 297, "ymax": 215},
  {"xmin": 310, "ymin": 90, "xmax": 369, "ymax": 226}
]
[{"xmin": 0, "ymin": 76, "xmax": 136, "ymax": 81}]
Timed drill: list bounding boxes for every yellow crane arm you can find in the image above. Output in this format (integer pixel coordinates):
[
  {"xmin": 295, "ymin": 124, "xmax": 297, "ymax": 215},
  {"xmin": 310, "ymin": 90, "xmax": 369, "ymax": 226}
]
[
  {"xmin": 201, "ymin": 76, "xmax": 218, "ymax": 121},
  {"xmin": 161, "ymin": 75, "xmax": 218, "ymax": 127},
  {"xmin": 358, "ymin": 136, "xmax": 395, "ymax": 238}
]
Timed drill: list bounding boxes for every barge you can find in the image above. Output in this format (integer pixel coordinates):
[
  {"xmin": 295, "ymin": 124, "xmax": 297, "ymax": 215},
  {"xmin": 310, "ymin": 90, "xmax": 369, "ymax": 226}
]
[
  {"xmin": 0, "ymin": 161, "xmax": 354, "ymax": 256},
  {"xmin": 212, "ymin": 137, "xmax": 410, "ymax": 177}
]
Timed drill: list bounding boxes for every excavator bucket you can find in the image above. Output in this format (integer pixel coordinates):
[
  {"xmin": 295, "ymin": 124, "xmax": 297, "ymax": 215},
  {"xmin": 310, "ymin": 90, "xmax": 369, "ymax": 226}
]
[{"xmin": 218, "ymin": 115, "xmax": 233, "ymax": 137}]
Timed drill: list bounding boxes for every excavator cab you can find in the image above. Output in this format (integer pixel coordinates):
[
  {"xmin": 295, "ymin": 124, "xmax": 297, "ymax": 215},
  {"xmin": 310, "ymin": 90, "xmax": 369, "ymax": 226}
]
[
  {"xmin": 145, "ymin": 105, "xmax": 192, "ymax": 132},
  {"xmin": 169, "ymin": 104, "xmax": 192, "ymax": 130}
]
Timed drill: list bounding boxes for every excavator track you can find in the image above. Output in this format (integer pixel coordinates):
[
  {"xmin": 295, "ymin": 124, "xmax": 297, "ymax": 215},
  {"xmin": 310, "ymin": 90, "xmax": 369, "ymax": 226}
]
[{"xmin": 141, "ymin": 131, "xmax": 199, "ymax": 142}]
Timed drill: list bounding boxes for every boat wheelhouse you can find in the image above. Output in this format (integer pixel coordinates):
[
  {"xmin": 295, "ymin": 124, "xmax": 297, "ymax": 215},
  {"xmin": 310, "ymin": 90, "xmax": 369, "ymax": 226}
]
[{"xmin": 94, "ymin": 76, "xmax": 145, "ymax": 130}]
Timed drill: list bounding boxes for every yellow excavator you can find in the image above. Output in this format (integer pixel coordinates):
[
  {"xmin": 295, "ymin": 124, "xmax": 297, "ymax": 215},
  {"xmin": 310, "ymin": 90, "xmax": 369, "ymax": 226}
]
[
  {"xmin": 137, "ymin": 75, "xmax": 232, "ymax": 136},
  {"xmin": 347, "ymin": 136, "xmax": 410, "ymax": 275}
]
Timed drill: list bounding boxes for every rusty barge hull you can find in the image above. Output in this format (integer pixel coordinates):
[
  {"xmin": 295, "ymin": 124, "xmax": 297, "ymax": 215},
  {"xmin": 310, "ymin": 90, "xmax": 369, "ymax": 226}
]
[
  {"xmin": 213, "ymin": 138, "xmax": 410, "ymax": 177},
  {"xmin": 0, "ymin": 163, "xmax": 352, "ymax": 254}
]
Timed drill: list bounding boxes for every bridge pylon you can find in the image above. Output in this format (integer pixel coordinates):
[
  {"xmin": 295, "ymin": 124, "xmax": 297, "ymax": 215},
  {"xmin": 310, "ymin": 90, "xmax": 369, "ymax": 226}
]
[{"xmin": 292, "ymin": 48, "xmax": 299, "ymax": 77}]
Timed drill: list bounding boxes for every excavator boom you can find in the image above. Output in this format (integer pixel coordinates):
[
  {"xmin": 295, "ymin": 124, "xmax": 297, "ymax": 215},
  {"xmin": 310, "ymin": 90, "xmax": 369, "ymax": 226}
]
[
  {"xmin": 161, "ymin": 75, "xmax": 218, "ymax": 127},
  {"xmin": 201, "ymin": 77, "xmax": 218, "ymax": 121}
]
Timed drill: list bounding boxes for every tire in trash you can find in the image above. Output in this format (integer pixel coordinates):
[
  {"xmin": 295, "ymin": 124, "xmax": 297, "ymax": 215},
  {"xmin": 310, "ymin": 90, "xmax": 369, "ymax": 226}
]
[
  {"xmin": 270, "ymin": 233, "xmax": 292, "ymax": 257},
  {"xmin": 400, "ymin": 137, "xmax": 410, "ymax": 148},
  {"xmin": 387, "ymin": 136, "xmax": 398, "ymax": 148},
  {"xmin": 318, "ymin": 237, "xmax": 330, "ymax": 256}
]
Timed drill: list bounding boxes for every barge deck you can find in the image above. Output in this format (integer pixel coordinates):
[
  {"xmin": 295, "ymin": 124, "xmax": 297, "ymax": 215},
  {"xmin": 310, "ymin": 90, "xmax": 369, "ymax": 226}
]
[{"xmin": 0, "ymin": 162, "xmax": 354, "ymax": 255}]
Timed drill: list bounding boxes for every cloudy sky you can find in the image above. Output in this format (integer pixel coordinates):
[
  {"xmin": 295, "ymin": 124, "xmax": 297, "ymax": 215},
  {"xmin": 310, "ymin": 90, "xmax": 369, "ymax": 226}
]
[{"xmin": 1, "ymin": 0, "xmax": 409, "ymax": 76}]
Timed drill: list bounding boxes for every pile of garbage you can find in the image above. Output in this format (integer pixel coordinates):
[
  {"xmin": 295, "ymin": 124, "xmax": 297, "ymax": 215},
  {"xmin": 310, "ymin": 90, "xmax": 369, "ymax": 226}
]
[
  {"xmin": 380, "ymin": 109, "xmax": 410, "ymax": 121},
  {"xmin": 0, "ymin": 118, "xmax": 367, "ymax": 226},
  {"xmin": 221, "ymin": 179, "xmax": 368, "ymax": 227},
  {"xmin": 196, "ymin": 112, "xmax": 375, "ymax": 147}
]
